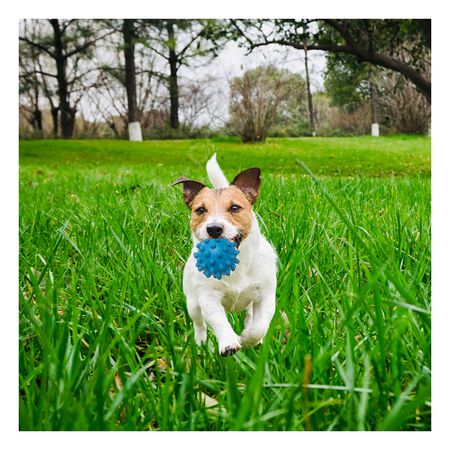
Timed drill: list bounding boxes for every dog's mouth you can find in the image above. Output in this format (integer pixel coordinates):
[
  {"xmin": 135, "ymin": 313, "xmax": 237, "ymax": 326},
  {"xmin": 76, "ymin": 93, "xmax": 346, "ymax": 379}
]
[
  {"xmin": 205, "ymin": 233, "xmax": 243, "ymax": 248},
  {"xmin": 232, "ymin": 233, "xmax": 243, "ymax": 248}
]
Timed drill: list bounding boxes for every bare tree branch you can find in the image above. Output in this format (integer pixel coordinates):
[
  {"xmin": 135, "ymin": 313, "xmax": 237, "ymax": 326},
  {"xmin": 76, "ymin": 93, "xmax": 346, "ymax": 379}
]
[{"xmin": 19, "ymin": 36, "xmax": 55, "ymax": 58}]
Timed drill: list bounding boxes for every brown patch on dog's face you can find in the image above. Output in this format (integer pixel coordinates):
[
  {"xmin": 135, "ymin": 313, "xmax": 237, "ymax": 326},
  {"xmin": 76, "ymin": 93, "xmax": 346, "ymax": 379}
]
[{"xmin": 189, "ymin": 186, "xmax": 254, "ymax": 241}]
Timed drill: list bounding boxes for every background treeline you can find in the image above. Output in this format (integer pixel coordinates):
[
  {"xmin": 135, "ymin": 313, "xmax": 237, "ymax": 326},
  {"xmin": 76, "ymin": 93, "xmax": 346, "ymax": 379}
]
[{"xmin": 19, "ymin": 19, "xmax": 431, "ymax": 141}]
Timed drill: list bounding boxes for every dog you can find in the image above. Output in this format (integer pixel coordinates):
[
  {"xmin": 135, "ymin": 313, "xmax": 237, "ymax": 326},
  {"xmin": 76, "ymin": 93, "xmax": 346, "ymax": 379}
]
[{"xmin": 172, "ymin": 154, "xmax": 277, "ymax": 356}]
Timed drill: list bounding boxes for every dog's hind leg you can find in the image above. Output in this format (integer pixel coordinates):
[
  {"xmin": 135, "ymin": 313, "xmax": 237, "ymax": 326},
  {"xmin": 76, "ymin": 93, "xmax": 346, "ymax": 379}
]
[
  {"xmin": 244, "ymin": 302, "xmax": 254, "ymax": 330},
  {"xmin": 187, "ymin": 297, "xmax": 207, "ymax": 345}
]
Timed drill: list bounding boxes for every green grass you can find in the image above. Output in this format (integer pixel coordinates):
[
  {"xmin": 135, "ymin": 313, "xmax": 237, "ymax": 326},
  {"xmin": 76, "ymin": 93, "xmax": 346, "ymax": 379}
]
[
  {"xmin": 20, "ymin": 135, "xmax": 430, "ymax": 177},
  {"xmin": 19, "ymin": 136, "xmax": 431, "ymax": 431}
]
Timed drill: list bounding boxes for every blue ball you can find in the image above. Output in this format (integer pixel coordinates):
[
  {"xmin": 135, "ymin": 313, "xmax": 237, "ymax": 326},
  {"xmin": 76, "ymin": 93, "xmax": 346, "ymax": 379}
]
[{"xmin": 193, "ymin": 239, "xmax": 240, "ymax": 280}]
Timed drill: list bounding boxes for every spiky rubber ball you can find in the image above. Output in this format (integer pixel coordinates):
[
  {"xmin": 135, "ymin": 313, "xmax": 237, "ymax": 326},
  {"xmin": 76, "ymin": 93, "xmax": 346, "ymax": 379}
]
[{"xmin": 194, "ymin": 239, "xmax": 240, "ymax": 280}]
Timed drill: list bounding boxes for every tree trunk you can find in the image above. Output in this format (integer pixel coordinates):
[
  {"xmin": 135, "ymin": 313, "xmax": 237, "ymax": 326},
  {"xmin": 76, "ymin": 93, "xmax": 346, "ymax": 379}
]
[
  {"xmin": 50, "ymin": 19, "xmax": 75, "ymax": 139},
  {"xmin": 167, "ymin": 22, "xmax": 180, "ymax": 130},
  {"xmin": 123, "ymin": 19, "xmax": 142, "ymax": 141},
  {"xmin": 32, "ymin": 83, "xmax": 43, "ymax": 134},
  {"xmin": 369, "ymin": 79, "xmax": 379, "ymax": 136},
  {"xmin": 32, "ymin": 109, "xmax": 42, "ymax": 133},
  {"xmin": 107, "ymin": 120, "xmax": 120, "ymax": 138},
  {"xmin": 51, "ymin": 106, "xmax": 59, "ymax": 137},
  {"xmin": 304, "ymin": 46, "xmax": 316, "ymax": 137}
]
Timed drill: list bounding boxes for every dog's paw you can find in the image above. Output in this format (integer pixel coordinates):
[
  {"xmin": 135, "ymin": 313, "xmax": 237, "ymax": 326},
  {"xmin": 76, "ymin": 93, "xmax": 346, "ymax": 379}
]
[
  {"xmin": 219, "ymin": 340, "xmax": 241, "ymax": 357},
  {"xmin": 240, "ymin": 329, "xmax": 265, "ymax": 348},
  {"xmin": 220, "ymin": 344, "xmax": 240, "ymax": 357}
]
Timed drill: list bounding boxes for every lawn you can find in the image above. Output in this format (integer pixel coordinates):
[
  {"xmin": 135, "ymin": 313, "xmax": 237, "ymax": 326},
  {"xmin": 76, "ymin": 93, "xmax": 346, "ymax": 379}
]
[{"xmin": 19, "ymin": 136, "xmax": 431, "ymax": 431}]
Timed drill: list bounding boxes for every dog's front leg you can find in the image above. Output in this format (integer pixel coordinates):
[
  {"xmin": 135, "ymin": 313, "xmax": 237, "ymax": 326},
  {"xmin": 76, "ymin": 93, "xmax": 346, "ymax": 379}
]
[
  {"xmin": 199, "ymin": 292, "xmax": 241, "ymax": 356},
  {"xmin": 240, "ymin": 290, "xmax": 276, "ymax": 348},
  {"xmin": 186, "ymin": 296, "xmax": 207, "ymax": 345}
]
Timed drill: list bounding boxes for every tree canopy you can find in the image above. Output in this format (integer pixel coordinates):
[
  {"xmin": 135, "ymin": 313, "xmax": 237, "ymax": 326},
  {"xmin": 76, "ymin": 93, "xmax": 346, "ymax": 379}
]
[{"xmin": 230, "ymin": 19, "xmax": 431, "ymax": 102}]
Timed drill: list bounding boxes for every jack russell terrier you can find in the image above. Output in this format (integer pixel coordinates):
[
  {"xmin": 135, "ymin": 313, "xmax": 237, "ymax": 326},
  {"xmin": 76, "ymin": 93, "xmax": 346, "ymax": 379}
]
[{"xmin": 173, "ymin": 154, "xmax": 277, "ymax": 356}]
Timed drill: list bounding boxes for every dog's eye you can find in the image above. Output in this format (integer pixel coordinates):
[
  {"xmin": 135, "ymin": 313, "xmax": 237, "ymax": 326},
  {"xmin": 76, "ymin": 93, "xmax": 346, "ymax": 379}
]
[
  {"xmin": 230, "ymin": 204, "xmax": 241, "ymax": 213},
  {"xmin": 195, "ymin": 207, "xmax": 206, "ymax": 215}
]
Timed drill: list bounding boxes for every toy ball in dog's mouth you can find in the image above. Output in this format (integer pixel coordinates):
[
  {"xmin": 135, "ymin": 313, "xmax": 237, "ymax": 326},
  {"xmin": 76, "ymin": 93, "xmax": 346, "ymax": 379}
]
[{"xmin": 194, "ymin": 238, "xmax": 240, "ymax": 280}]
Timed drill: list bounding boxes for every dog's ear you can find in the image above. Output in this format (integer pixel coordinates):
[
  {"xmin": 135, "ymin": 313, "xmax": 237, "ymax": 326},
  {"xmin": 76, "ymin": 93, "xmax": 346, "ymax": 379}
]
[
  {"xmin": 172, "ymin": 177, "xmax": 206, "ymax": 208},
  {"xmin": 231, "ymin": 168, "xmax": 261, "ymax": 204}
]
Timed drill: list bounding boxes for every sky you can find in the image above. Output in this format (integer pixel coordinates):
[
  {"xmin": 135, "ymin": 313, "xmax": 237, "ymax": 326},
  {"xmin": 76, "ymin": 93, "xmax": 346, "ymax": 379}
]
[{"xmin": 192, "ymin": 39, "xmax": 326, "ymax": 89}]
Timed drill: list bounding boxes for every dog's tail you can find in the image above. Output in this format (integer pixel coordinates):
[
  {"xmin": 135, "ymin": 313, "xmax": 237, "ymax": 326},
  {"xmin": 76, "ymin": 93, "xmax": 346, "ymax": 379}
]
[{"xmin": 206, "ymin": 153, "xmax": 229, "ymax": 188}]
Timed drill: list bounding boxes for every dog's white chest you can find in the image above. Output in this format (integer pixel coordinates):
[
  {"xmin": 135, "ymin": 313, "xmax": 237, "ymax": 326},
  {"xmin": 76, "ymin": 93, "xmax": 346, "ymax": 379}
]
[{"xmin": 220, "ymin": 284, "xmax": 259, "ymax": 312}]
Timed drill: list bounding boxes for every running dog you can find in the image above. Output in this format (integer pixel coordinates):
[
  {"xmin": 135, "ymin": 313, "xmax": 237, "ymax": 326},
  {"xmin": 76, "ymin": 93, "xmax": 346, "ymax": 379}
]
[{"xmin": 172, "ymin": 154, "xmax": 277, "ymax": 356}]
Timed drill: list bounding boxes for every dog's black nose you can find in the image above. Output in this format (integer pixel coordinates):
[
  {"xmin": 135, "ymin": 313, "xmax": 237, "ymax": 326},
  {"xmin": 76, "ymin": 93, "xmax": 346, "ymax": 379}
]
[{"xmin": 207, "ymin": 225, "xmax": 224, "ymax": 238}]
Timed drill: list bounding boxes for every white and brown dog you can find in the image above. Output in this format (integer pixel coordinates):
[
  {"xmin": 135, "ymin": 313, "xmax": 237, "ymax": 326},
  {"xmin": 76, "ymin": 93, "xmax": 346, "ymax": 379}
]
[{"xmin": 173, "ymin": 154, "xmax": 277, "ymax": 356}]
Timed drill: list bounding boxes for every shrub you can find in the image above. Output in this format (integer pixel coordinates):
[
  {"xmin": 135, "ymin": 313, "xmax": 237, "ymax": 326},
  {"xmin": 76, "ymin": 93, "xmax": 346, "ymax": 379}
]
[{"xmin": 229, "ymin": 65, "xmax": 306, "ymax": 143}]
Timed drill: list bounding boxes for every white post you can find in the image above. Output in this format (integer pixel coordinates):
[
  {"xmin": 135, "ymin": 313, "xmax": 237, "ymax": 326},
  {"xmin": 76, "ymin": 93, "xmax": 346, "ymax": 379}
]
[
  {"xmin": 128, "ymin": 121, "xmax": 143, "ymax": 141},
  {"xmin": 371, "ymin": 123, "xmax": 379, "ymax": 137}
]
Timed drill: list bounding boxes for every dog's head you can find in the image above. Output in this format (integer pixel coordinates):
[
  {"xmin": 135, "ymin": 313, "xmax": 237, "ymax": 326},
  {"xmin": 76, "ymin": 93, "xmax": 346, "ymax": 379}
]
[{"xmin": 172, "ymin": 168, "xmax": 261, "ymax": 247}]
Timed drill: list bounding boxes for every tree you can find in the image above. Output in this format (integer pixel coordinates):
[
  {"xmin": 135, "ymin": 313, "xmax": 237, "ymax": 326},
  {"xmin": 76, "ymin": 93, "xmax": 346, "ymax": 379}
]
[
  {"xmin": 122, "ymin": 19, "xmax": 142, "ymax": 141},
  {"xmin": 379, "ymin": 71, "xmax": 430, "ymax": 134},
  {"xmin": 303, "ymin": 46, "xmax": 316, "ymax": 136},
  {"xmin": 19, "ymin": 19, "xmax": 112, "ymax": 138},
  {"xmin": 144, "ymin": 20, "xmax": 224, "ymax": 129},
  {"xmin": 95, "ymin": 20, "xmax": 166, "ymax": 138},
  {"xmin": 231, "ymin": 19, "xmax": 431, "ymax": 103},
  {"xmin": 324, "ymin": 53, "xmax": 380, "ymax": 135},
  {"xmin": 19, "ymin": 36, "xmax": 43, "ymax": 136},
  {"xmin": 324, "ymin": 53, "xmax": 370, "ymax": 112},
  {"xmin": 369, "ymin": 78, "xmax": 379, "ymax": 136},
  {"xmin": 177, "ymin": 74, "xmax": 228, "ymax": 133},
  {"xmin": 19, "ymin": 20, "xmax": 57, "ymax": 137},
  {"xmin": 324, "ymin": 49, "xmax": 430, "ymax": 135},
  {"xmin": 229, "ymin": 66, "xmax": 306, "ymax": 142}
]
